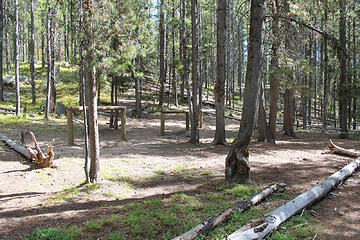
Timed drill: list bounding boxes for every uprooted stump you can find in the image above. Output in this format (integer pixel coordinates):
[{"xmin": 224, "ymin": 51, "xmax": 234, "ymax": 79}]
[
  {"xmin": 27, "ymin": 131, "xmax": 54, "ymax": 167},
  {"xmin": 0, "ymin": 131, "xmax": 54, "ymax": 168}
]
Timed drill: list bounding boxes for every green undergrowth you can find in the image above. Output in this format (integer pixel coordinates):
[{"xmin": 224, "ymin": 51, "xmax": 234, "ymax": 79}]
[
  {"xmin": 24, "ymin": 226, "xmax": 81, "ymax": 240},
  {"xmin": 25, "ymin": 181, "xmax": 324, "ymax": 240}
]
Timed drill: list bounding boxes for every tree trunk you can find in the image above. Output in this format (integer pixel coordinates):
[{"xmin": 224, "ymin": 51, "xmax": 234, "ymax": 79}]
[
  {"xmin": 225, "ymin": 0, "xmax": 265, "ymax": 184},
  {"xmin": 257, "ymin": 79, "xmax": 267, "ymax": 142},
  {"xmin": 282, "ymin": 0, "xmax": 295, "ymax": 138},
  {"xmin": 4, "ymin": 0, "xmax": 11, "ymax": 74},
  {"xmin": 50, "ymin": 9, "xmax": 57, "ymax": 114},
  {"xmin": 268, "ymin": 0, "xmax": 280, "ymax": 143},
  {"xmin": 0, "ymin": 0, "xmax": 3, "ymax": 101},
  {"xmin": 45, "ymin": 5, "xmax": 51, "ymax": 120},
  {"xmin": 190, "ymin": 0, "xmax": 200, "ymax": 144},
  {"xmin": 212, "ymin": 0, "xmax": 227, "ymax": 146},
  {"xmin": 14, "ymin": 0, "xmax": 20, "ymax": 115},
  {"xmin": 352, "ymin": 15, "xmax": 357, "ymax": 130},
  {"xmin": 84, "ymin": 0, "xmax": 100, "ymax": 183},
  {"xmin": 64, "ymin": 12, "xmax": 69, "ymax": 62},
  {"xmin": 158, "ymin": 0, "xmax": 165, "ymax": 107},
  {"xmin": 179, "ymin": 0, "xmax": 185, "ymax": 104},
  {"xmin": 321, "ymin": 4, "xmax": 329, "ymax": 134},
  {"xmin": 171, "ymin": 2, "xmax": 178, "ymax": 106},
  {"xmin": 134, "ymin": 71, "xmax": 142, "ymax": 117},
  {"xmin": 237, "ymin": 19, "xmax": 244, "ymax": 101},
  {"xmin": 338, "ymin": 0, "xmax": 347, "ymax": 132},
  {"xmin": 283, "ymin": 88, "xmax": 296, "ymax": 137},
  {"xmin": 30, "ymin": 0, "xmax": 36, "ymax": 104},
  {"xmin": 79, "ymin": 0, "xmax": 89, "ymax": 182}
]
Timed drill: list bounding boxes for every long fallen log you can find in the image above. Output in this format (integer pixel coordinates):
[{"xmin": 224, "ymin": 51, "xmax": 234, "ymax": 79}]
[
  {"xmin": 328, "ymin": 139, "xmax": 360, "ymax": 157},
  {"xmin": 172, "ymin": 183, "xmax": 285, "ymax": 240},
  {"xmin": 0, "ymin": 133, "xmax": 32, "ymax": 160},
  {"xmin": 224, "ymin": 157, "xmax": 360, "ymax": 240}
]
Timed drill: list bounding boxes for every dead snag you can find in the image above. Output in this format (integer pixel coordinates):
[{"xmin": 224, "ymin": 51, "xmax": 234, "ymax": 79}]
[
  {"xmin": 328, "ymin": 139, "xmax": 360, "ymax": 157},
  {"xmin": 224, "ymin": 157, "xmax": 360, "ymax": 240},
  {"xmin": 172, "ymin": 183, "xmax": 285, "ymax": 240},
  {"xmin": 27, "ymin": 131, "xmax": 55, "ymax": 167}
]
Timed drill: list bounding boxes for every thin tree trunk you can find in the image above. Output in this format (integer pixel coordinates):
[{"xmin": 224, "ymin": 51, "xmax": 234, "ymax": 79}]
[
  {"xmin": 268, "ymin": 0, "xmax": 280, "ymax": 143},
  {"xmin": 282, "ymin": 0, "xmax": 296, "ymax": 138},
  {"xmin": 212, "ymin": 0, "xmax": 227, "ymax": 146},
  {"xmin": 159, "ymin": 0, "xmax": 165, "ymax": 107},
  {"xmin": 4, "ymin": 0, "xmax": 11, "ymax": 74},
  {"xmin": 225, "ymin": 0, "xmax": 265, "ymax": 184},
  {"xmin": 352, "ymin": 14, "xmax": 357, "ymax": 130},
  {"xmin": 0, "ymin": 0, "xmax": 3, "ymax": 101},
  {"xmin": 179, "ymin": 0, "xmax": 185, "ymax": 104},
  {"xmin": 45, "ymin": 5, "xmax": 51, "ymax": 120},
  {"xmin": 134, "ymin": 71, "xmax": 142, "ymax": 117},
  {"xmin": 84, "ymin": 0, "xmax": 100, "ymax": 183},
  {"xmin": 338, "ymin": 0, "xmax": 347, "ymax": 132},
  {"xmin": 172, "ymin": 2, "xmax": 178, "ymax": 106},
  {"xmin": 30, "ymin": 0, "xmax": 36, "ymax": 104},
  {"xmin": 257, "ymin": 78, "xmax": 267, "ymax": 142},
  {"xmin": 190, "ymin": 0, "xmax": 200, "ymax": 144},
  {"xmin": 322, "ymin": 4, "xmax": 329, "ymax": 134},
  {"xmin": 50, "ymin": 10, "xmax": 57, "ymax": 114},
  {"xmin": 14, "ymin": 0, "xmax": 20, "ymax": 115}
]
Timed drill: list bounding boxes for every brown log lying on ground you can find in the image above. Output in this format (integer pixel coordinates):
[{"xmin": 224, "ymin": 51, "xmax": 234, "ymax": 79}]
[
  {"xmin": 0, "ymin": 132, "xmax": 54, "ymax": 167},
  {"xmin": 0, "ymin": 133, "xmax": 32, "ymax": 160},
  {"xmin": 223, "ymin": 157, "xmax": 360, "ymax": 240},
  {"xmin": 328, "ymin": 139, "xmax": 360, "ymax": 157},
  {"xmin": 27, "ymin": 131, "xmax": 54, "ymax": 167},
  {"xmin": 172, "ymin": 183, "xmax": 285, "ymax": 240}
]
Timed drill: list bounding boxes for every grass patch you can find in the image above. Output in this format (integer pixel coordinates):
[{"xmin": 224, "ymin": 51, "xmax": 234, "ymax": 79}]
[
  {"xmin": 0, "ymin": 114, "xmax": 30, "ymax": 125},
  {"xmin": 223, "ymin": 183, "xmax": 259, "ymax": 199},
  {"xmin": 83, "ymin": 215, "xmax": 120, "ymax": 231},
  {"xmin": 25, "ymin": 226, "xmax": 81, "ymax": 240}
]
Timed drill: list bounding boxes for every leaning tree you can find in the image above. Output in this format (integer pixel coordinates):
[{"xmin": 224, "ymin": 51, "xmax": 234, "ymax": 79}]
[{"xmin": 225, "ymin": 0, "xmax": 265, "ymax": 184}]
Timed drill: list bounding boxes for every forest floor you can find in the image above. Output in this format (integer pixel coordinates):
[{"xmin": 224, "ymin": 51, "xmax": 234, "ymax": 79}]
[{"xmin": 0, "ymin": 98, "xmax": 359, "ymax": 239}]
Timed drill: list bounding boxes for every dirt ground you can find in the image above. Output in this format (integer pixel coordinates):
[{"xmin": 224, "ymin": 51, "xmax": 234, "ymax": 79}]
[{"xmin": 0, "ymin": 102, "xmax": 359, "ymax": 239}]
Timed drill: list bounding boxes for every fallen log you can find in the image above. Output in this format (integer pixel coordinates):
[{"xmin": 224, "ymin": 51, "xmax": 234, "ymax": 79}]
[
  {"xmin": 328, "ymin": 139, "xmax": 360, "ymax": 157},
  {"xmin": 172, "ymin": 183, "xmax": 285, "ymax": 240},
  {"xmin": 0, "ymin": 133, "xmax": 32, "ymax": 160},
  {"xmin": 0, "ymin": 132, "xmax": 54, "ymax": 167},
  {"xmin": 224, "ymin": 157, "xmax": 360, "ymax": 240}
]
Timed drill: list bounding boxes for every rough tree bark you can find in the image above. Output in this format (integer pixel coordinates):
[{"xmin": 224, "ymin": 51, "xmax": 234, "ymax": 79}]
[
  {"xmin": 225, "ymin": 0, "xmax": 265, "ymax": 184},
  {"xmin": 0, "ymin": 0, "xmax": 3, "ymax": 101},
  {"xmin": 321, "ymin": 3, "xmax": 329, "ymax": 134},
  {"xmin": 83, "ymin": 0, "xmax": 100, "ymax": 183},
  {"xmin": 158, "ymin": 0, "xmax": 165, "ymax": 107},
  {"xmin": 338, "ymin": 0, "xmax": 347, "ymax": 132},
  {"xmin": 190, "ymin": 0, "xmax": 200, "ymax": 144},
  {"xmin": 50, "ymin": 8, "xmax": 57, "ymax": 114},
  {"xmin": 44, "ymin": 4, "xmax": 52, "ymax": 120},
  {"xmin": 30, "ymin": 0, "xmax": 36, "ymax": 104},
  {"xmin": 212, "ymin": 0, "xmax": 227, "ymax": 146},
  {"xmin": 268, "ymin": 0, "xmax": 280, "ymax": 143},
  {"xmin": 282, "ymin": 0, "xmax": 296, "ymax": 138},
  {"xmin": 14, "ymin": 0, "xmax": 20, "ymax": 115}
]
